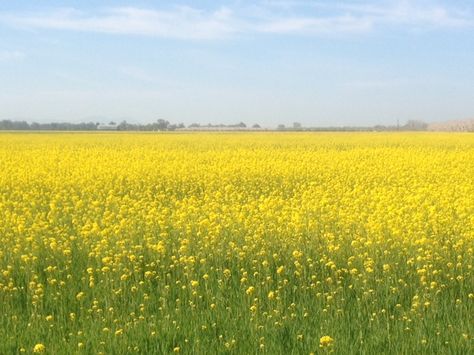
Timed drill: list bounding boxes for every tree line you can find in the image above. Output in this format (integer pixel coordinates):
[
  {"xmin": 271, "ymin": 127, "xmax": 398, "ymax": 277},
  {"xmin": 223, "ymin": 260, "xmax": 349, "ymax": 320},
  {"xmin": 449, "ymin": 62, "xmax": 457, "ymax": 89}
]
[
  {"xmin": 0, "ymin": 119, "xmax": 184, "ymax": 131},
  {"xmin": 0, "ymin": 119, "xmax": 428, "ymax": 131}
]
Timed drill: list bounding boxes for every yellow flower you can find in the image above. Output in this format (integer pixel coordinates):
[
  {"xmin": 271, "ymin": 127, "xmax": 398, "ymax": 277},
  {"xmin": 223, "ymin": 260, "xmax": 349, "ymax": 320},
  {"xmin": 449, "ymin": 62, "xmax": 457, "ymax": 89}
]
[
  {"xmin": 292, "ymin": 250, "xmax": 303, "ymax": 259},
  {"xmin": 33, "ymin": 344, "xmax": 46, "ymax": 353},
  {"xmin": 319, "ymin": 335, "xmax": 334, "ymax": 347},
  {"xmin": 1, "ymin": 132, "xmax": 473, "ymax": 353}
]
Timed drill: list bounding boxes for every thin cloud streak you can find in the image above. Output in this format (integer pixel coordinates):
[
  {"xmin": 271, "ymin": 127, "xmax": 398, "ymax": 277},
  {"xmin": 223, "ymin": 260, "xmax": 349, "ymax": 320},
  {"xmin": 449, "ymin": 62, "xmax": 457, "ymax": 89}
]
[
  {"xmin": 0, "ymin": 2, "xmax": 472, "ymax": 39},
  {"xmin": 333, "ymin": 1, "xmax": 472, "ymax": 28},
  {"xmin": 1, "ymin": 6, "xmax": 238, "ymax": 40},
  {"xmin": 257, "ymin": 15, "xmax": 373, "ymax": 34}
]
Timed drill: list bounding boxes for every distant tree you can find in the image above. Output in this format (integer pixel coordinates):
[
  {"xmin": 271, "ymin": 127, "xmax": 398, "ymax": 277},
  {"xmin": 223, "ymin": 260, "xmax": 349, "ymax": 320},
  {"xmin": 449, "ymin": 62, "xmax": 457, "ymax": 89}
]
[
  {"xmin": 293, "ymin": 122, "xmax": 302, "ymax": 130},
  {"xmin": 86, "ymin": 122, "xmax": 98, "ymax": 130},
  {"xmin": 156, "ymin": 119, "xmax": 170, "ymax": 131},
  {"xmin": 117, "ymin": 121, "xmax": 130, "ymax": 131},
  {"xmin": 252, "ymin": 124, "xmax": 261, "ymax": 129},
  {"xmin": 237, "ymin": 122, "xmax": 247, "ymax": 128},
  {"xmin": 403, "ymin": 120, "xmax": 428, "ymax": 131},
  {"xmin": 0, "ymin": 120, "xmax": 30, "ymax": 130},
  {"xmin": 277, "ymin": 124, "xmax": 286, "ymax": 130}
]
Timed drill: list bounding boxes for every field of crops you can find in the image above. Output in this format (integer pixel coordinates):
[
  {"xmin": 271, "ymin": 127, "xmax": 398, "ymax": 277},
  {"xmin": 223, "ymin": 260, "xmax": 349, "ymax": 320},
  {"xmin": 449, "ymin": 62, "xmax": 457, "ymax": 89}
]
[{"xmin": 0, "ymin": 132, "xmax": 473, "ymax": 354}]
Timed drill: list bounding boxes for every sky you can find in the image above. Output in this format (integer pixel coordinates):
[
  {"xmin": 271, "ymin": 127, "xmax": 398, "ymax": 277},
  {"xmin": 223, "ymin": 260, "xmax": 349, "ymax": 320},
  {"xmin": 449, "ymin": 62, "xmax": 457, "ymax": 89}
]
[{"xmin": 1, "ymin": 0, "xmax": 474, "ymax": 127}]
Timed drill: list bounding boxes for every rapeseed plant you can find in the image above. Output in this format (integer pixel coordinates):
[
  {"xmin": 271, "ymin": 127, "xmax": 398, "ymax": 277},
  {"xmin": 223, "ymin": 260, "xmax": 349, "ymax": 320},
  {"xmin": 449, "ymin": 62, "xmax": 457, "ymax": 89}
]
[{"xmin": 0, "ymin": 132, "xmax": 472, "ymax": 354}]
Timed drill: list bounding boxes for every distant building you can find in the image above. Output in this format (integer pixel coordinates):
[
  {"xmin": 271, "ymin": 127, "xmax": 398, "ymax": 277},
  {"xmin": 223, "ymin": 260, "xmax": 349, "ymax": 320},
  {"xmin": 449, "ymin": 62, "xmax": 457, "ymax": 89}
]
[
  {"xmin": 97, "ymin": 123, "xmax": 118, "ymax": 131},
  {"xmin": 428, "ymin": 118, "xmax": 474, "ymax": 132},
  {"xmin": 177, "ymin": 126, "xmax": 265, "ymax": 132}
]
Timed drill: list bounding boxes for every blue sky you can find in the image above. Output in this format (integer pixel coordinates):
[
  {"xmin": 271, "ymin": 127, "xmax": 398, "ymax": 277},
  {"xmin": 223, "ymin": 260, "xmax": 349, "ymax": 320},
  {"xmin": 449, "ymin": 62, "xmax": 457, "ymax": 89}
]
[{"xmin": 1, "ymin": 0, "xmax": 474, "ymax": 127}]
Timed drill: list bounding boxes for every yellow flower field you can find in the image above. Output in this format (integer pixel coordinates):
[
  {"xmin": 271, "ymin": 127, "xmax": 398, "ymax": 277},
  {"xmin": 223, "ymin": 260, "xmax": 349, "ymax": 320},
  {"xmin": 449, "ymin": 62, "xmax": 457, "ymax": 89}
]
[{"xmin": 0, "ymin": 132, "xmax": 473, "ymax": 354}]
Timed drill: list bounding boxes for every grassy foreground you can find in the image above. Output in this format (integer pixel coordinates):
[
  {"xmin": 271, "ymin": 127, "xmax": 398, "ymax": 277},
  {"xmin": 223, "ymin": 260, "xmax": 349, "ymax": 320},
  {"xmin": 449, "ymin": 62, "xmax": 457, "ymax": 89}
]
[{"xmin": 0, "ymin": 132, "xmax": 473, "ymax": 354}]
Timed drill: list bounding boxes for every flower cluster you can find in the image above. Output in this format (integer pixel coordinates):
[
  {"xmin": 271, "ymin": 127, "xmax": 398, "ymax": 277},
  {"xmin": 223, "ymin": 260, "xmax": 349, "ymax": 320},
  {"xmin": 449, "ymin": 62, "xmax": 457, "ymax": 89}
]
[{"xmin": 0, "ymin": 133, "xmax": 472, "ymax": 353}]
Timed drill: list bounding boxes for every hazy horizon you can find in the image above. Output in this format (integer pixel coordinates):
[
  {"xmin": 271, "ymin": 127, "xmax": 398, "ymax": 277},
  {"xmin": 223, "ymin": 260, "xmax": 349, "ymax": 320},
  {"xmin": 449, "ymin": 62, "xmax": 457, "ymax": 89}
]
[{"xmin": 1, "ymin": 0, "xmax": 474, "ymax": 126}]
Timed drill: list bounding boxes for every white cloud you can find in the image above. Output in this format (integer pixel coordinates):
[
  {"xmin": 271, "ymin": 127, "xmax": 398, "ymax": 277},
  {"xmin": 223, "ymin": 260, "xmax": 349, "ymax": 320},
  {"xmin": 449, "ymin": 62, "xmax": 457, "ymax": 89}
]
[
  {"xmin": 0, "ymin": 1, "xmax": 472, "ymax": 39},
  {"xmin": 258, "ymin": 15, "xmax": 373, "ymax": 35},
  {"xmin": 333, "ymin": 1, "xmax": 472, "ymax": 28},
  {"xmin": 1, "ymin": 6, "xmax": 238, "ymax": 40}
]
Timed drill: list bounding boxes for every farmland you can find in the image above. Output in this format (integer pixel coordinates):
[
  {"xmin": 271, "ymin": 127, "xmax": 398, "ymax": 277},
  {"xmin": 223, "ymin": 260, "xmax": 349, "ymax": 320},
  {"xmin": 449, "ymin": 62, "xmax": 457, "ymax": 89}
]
[{"xmin": 0, "ymin": 132, "xmax": 473, "ymax": 354}]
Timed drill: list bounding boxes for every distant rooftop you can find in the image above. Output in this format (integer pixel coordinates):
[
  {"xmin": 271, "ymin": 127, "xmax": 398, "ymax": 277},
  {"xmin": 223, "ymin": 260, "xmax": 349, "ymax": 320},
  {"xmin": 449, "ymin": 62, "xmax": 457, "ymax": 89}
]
[{"xmin": 97, "ymin": 124, "xmax": 118, "ymax": 130}]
